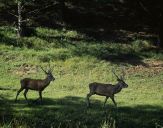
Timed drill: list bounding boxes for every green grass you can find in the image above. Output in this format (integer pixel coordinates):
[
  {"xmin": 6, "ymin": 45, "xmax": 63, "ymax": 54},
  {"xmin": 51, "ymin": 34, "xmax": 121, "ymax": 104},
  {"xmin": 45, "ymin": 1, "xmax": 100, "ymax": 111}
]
[{"xmin": 0, "ymin": 26, "xmax": 163, "ymax": 128}]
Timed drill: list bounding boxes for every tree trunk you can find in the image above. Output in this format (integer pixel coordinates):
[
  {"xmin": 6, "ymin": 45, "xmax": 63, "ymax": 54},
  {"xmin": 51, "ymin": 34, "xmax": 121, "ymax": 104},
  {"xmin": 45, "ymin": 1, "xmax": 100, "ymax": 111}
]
[
  {"xmin": 17, "ymin": 1, "xmax": 23, "ymax": 37},
  {"xmin": 60, "ymin": 0, "xmax": 66, "ymax": 25}
]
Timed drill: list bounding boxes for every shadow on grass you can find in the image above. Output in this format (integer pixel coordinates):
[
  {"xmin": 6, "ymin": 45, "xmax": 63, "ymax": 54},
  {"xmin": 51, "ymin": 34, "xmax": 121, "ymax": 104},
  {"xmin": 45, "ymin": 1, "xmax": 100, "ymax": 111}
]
[
  {"xmin": 0, "ymin": 96, "xmax": 163, "ymax": 128},
  {"xmin": 37, "ymin": 34, "xmax": 94, "ymax": 44},
  {"xmin": 0, "ymin": 33, "xmax": 33, "ymax": 48},
  {"xmin": 36, "ymin": 33, "xmax": 149, "ymax": 66},
  {"xmin": 71, "ymin": 44, "xmax": 149, "ymax": 66},
  {"xmin": 101, "ymin": 52, "xmax": 149, "ymax": 66},
  {"xmin": 0, "ymin": 33, "xmax": 17, "ymax": 46},
  {"xmin": 0, "ymin": 94, "xmax": 14, "ymax": 123}
]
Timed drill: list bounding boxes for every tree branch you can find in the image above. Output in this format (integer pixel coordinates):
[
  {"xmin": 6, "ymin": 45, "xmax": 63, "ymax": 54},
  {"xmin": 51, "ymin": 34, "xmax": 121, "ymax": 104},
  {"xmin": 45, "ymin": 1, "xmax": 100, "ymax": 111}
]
[
  {"xmin": 137, "ymin": 0, "xmax": 151, "ymax": 16},
  {"xmin": 20, "ymin": 19, "xmax": 30, "ymax": 23},
  {"xmin": 26, "ymin": 2, "xmax": 58, "ymax": 15},
  {"xmin": 8, "ymin": 11, "xmax": 18, "ymax": 18}
]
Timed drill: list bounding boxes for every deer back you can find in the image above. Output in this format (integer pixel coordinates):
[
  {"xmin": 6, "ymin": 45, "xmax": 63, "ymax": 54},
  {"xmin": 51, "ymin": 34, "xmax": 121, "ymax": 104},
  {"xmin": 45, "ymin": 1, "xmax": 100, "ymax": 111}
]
[
  {"xmin": 89, "ymin": 82, "xmax": 115, "ymax": 96},
  {"xmin": 21, "ymin": 78, "xmax": 46, "ymax": 90}
]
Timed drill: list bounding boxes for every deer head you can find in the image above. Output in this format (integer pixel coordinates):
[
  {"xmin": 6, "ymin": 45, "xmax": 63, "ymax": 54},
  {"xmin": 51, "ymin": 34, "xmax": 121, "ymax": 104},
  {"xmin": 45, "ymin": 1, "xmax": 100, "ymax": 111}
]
[
  {"xmin": 40, "ymin": 64, "xmax": 55, "ymax": 81},
  {"xmin": 112, "ymin": 68, "xmax": 128, "ymax": 88}
]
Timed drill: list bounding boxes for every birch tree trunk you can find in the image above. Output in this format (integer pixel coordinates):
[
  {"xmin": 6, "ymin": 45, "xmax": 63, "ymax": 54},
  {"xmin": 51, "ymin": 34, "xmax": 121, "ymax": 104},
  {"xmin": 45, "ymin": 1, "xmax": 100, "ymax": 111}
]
[{"xmin": 17, "ymin": 0, "xmax": 23, "ymax": 37}]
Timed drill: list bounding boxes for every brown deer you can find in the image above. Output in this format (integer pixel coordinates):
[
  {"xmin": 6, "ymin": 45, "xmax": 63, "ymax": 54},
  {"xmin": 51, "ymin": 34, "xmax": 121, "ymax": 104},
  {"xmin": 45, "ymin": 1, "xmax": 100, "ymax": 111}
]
[
  {"xmin": 86, "ymin": 68, "xmax": 128, "ymax": 107},
  {"xmin": 15, "ymin": 65, "xmax": 55, "ymax": 103}
]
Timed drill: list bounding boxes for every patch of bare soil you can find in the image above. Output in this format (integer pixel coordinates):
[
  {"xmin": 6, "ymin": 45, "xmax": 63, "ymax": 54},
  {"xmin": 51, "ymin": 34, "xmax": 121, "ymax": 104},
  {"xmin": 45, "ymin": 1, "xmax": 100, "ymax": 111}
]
[
  {"xmin": 11, "ymin": 63, "xmax": 38, "ymax": 77},
  {"xmin": 126, "ymin": 60, "xmax": 163, "ymax": 77}
]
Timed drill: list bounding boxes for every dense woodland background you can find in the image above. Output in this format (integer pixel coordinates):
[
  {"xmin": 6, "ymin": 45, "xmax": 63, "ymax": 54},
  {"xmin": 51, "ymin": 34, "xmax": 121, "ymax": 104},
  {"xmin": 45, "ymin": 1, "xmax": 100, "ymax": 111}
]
[{"xmin": 0, "ymin": 0, "xmax": 162, "ymax": 47}]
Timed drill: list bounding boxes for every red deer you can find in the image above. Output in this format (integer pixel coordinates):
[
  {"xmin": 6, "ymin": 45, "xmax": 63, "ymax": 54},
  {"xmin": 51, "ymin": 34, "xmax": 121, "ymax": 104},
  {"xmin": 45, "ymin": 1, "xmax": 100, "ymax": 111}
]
[
  {"xmin": 15, "ymin": 65, "xmax": 55, "ymax": 103},
  {"xmin": 86, "ymin": 68, "xmax": 128, "ymax": 107}
]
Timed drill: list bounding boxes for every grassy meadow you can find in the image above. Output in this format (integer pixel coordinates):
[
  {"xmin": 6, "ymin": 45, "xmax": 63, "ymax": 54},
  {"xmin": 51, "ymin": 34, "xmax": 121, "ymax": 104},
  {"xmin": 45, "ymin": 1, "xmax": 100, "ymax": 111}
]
[{"xmin": 0, "ymin": 26, "xmax": 163, "ymax": 128}]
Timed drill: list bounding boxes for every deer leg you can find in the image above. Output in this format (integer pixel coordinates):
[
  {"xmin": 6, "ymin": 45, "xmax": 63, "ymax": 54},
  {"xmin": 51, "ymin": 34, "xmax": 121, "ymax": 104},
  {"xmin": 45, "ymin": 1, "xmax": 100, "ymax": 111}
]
[
  {"xmin": 86, "ymin": 93, "xmax": 93, "ymax": 107},
  {"xmin": 39, "ymin": 91, "xmax": 42, "ymax": 103},
  {"xmin": 24, "ymin": 89, "xmax": 29, "ymax": 103},
  {"xmin": 103, "ymin": 96, "xmax": 109, "ymax": 107},
  {"xmin": 111, "ymin": 96, "xmax": 117, "ymax": 107},
  {"xmin": 15, "ymin": 87, "xmax": 24, "ymax": 102}
]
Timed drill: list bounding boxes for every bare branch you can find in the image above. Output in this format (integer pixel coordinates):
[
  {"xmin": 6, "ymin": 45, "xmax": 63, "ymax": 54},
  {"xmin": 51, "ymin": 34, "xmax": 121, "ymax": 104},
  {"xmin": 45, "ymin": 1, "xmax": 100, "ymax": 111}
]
[
  {"xmin": 20, "ymin": 19, "xmax": 30, "ymax": 23},
  {"xmin": 137, "ymin": 0, "xmax": 152, "ymax": 16},
  {"xmin": 8, "ymin": 12, "xmax": 18, "ymax": 18},
  {"xmin": 27, "ymin": 2, "xmax": 58, "ymax": 15}
]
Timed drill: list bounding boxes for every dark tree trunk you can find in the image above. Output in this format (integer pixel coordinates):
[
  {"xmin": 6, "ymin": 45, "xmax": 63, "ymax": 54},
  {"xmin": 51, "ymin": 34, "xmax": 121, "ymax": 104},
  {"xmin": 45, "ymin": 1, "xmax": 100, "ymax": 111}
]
[
  {"xmin": 17, "ymin": 1, "xmax": 23, "ymax": 37},
  {"xmin": 60, "ymin": 0, "xmax": 66, "ymax": 25}
]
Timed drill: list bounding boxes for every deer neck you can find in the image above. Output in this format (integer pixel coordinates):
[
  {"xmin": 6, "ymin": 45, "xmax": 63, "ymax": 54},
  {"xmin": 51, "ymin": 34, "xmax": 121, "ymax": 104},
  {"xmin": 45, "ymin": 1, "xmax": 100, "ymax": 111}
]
[
  {"xmin": 113, "ymin": 83, "xmax": 122, "ymax": 94},
  {"xmin": 43, "ymin": 76, "xmax": 51, "ymax": 86}
]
